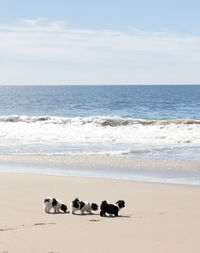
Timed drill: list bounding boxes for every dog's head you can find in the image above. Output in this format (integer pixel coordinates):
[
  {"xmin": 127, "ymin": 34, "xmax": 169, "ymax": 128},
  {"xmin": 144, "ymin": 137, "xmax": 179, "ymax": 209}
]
[
  {"xmin": 116, "ymin": 200, "xmax": 125, "ymax": 209},
  {"xmin": 91, "ymin": 203, "xmax": 98, "ymax": 211},
  {"xmin": 72, "ymin": 198, "xmax": 80, "ymax": 208},
  {"xmin": 61, "ymin": 204, "xmax": 68, "ymax": 213},
  {"xmin": 44, "ymin": 198, "xmax": 51, "ymax": 204}
]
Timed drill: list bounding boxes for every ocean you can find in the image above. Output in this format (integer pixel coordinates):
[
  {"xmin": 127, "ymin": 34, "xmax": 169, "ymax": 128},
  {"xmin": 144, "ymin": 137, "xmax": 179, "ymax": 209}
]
[
  {"xmin": 0, "ymin": 85, "xmax": 200, "ymax": 159},
  {"xmin": 0, "ymin": 85, "xmax": 200, "ymax": 186}
]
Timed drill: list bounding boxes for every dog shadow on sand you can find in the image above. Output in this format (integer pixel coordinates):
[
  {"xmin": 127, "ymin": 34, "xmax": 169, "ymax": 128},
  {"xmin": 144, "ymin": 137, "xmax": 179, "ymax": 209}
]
[
  {"xmin": 101, "ymin": 214, "xmax": 131, "ymax": 218},
  {"xmin": 88, "ymin": 214, "xmax": 131, "ymax": 222},
  {"xmin": 46, "ymin": 211, "xmax": 70, "ymax": 215},
  {"xmin": 71, "ymin": 212, "xmax": 99, "ymax": 216},
  {"xmin": 47, "ymin": 212, "xmax": 131, "ymax": 218}
]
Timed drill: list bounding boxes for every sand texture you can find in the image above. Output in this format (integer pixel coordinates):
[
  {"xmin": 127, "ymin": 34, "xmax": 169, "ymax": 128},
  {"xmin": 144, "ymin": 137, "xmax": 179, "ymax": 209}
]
[{"xmin": 0, "ymin": 172, "xmax": 200, "ymax": 253}]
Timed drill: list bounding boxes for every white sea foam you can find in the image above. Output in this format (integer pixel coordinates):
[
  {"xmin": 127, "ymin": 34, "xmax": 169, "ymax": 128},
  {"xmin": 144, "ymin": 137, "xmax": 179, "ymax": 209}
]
[{"xmin": 0, "ymin": 115, "xmax": 200, "ymax": 158}]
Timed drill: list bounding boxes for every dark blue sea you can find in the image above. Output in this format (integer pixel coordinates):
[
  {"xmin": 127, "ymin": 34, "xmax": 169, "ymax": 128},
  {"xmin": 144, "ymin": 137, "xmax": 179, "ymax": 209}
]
[{"xmin": 0, "ymin": 85, "xmax": 200, "ymax": 159}]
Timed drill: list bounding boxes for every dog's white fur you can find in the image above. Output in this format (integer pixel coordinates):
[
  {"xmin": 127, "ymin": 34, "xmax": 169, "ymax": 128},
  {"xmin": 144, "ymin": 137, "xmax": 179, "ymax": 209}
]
[
  {"xmin": 70, "ymin": 198, "xmax": 98, "ymax": 214},
  {"xmin": 70, "ymin": 201, "xmax": 88, "ymax": 214},
  {"xmin": 44, "ymin": 197, "xmax": 67, "ymax": 213}
]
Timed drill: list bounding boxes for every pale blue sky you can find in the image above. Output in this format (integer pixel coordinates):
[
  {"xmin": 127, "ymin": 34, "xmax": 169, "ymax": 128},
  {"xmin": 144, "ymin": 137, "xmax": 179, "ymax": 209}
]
[
  {"xmin": 1, "ymin": 0, "xmax": 200, "ymax": 33},
  {"xmin": 0, "ymin": 0, "xmax": 200, "ymax": 85}
]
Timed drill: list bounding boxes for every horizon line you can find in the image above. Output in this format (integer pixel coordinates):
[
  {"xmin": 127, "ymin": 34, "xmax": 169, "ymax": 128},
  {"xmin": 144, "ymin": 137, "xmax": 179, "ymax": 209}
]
[{"xmin": 0, "ymin": 83, "xmax": 200, "ymax": 86}]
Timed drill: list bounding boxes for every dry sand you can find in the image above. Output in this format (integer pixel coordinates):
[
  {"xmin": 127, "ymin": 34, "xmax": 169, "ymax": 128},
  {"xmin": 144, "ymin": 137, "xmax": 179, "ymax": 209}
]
[{"xmin": 0, "ymin": 172, "xmax": 200, "ymax": 253}]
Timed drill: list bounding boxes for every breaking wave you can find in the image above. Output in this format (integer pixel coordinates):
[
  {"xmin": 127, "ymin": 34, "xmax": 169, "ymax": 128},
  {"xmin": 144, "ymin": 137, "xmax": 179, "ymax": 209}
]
[
  {"xmin": 0, "ymin": 115, "xmax": 200, "ymax": 126},
  {"xmin": 0, "ymin": 115, "xmax": 200, "ymax": 159}
]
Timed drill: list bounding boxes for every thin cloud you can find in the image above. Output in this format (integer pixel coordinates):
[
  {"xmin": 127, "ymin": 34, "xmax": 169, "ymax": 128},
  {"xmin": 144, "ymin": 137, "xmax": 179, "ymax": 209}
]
[
  {"xmin": 0, "ymin": 18, "xmax": 200, "ymax": 84},
  {"xmin": 0, "ymin": 19, "xmax": 199, "ymax": 55}
]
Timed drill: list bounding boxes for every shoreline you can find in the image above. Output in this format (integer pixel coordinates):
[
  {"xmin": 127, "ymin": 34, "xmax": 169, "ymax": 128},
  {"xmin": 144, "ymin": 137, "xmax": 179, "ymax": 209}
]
[
  {"xmin": 0, "ymin": 172, "xmax": 200, "ymax": 253},
  {"xmin": 0, "ymin": 154, "xmax": 200, "ymax": 186}
]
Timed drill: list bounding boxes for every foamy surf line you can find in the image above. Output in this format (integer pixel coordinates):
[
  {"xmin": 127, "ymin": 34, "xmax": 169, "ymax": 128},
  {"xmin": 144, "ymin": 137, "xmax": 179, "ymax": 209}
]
[
  {"xmin": 0, "ymin": 154, "xmax": 200, "ymax": 186},
  {"xmin": 0, "ymin": 115, "xmax": 200, "ymax": 159}
]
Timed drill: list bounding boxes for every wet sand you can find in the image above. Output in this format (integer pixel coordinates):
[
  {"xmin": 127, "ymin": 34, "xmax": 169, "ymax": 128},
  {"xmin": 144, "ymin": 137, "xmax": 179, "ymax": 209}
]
[
  {"xmin": 0, "ymin": 154, "xmax": 200, "ymax": 185},
  {"xmin": 0, "ymin": 154, "xmax": 200, "ymax": 173}
]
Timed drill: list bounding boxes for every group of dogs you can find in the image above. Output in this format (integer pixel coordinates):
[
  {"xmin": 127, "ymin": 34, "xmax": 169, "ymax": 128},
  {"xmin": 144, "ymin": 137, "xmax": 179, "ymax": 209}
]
[{"xmin": 44, "ymin": 197, "xmax": 125, "ymax": 217}]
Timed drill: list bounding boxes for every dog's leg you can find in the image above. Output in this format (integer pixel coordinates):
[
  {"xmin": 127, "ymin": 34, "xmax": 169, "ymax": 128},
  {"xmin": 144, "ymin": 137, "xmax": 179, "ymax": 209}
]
[{"xmin": 45, "ymin": 206, "xmax": 51, "ymax": 213}]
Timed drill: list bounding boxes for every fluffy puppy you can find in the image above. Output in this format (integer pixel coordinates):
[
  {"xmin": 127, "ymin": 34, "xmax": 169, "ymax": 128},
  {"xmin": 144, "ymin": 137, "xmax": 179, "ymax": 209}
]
[
  {"xmin": 70, "ymin": 198, "xmax": 98, "ymax": 214},
  {"xmin": 100, "ymin": 200, "xmax": 125, "ymax": 217},
  {"xmin": 44, "ymin": 197, "xmax": 67, "ymax": 213}
]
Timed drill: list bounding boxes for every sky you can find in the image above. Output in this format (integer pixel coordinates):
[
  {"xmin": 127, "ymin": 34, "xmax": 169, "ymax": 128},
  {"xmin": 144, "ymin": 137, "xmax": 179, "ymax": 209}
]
[{"xmin": 0, "ymin": 0, "xmax": 200, "ymax": 85}]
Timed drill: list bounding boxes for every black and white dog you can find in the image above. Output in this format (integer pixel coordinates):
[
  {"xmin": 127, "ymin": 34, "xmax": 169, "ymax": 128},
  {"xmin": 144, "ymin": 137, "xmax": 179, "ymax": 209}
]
[
  {"xmin": 70, "ymin": 198, "xmax": 98, "ymax": 214},
  {"xmin": 100, "ymin": 200, "xmax": 125, "ymax": 217},
  {"xmin": 44, "ymin": 197, "xmax": 68, "ymax": 213}
]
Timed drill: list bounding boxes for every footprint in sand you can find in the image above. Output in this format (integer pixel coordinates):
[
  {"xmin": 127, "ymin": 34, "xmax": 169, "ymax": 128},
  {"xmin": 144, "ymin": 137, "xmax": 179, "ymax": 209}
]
[
  {"xmin": 0, "ymin": 227, "xmax": 15, "ymax": 232},
  {"xmin": 34, "ymin": 222, "xmax": 56, "ymax": 226},
  {"xmin": 48, "ymin": 252, "xmax": 60, "ymax": 253},
  {"xmin": 88, "ymin": 219, "xmax": 101, "ymax": 222},
  {"xmin": 0, "ymin": 222, "xmax": 56, "ymax": 232}
]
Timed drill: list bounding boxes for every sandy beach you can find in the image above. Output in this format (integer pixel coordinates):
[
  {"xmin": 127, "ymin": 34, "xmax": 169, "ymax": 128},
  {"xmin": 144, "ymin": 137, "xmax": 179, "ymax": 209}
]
[{"xmin": 0, "ymin": 171, "xmax": 200, "ymax": 253}]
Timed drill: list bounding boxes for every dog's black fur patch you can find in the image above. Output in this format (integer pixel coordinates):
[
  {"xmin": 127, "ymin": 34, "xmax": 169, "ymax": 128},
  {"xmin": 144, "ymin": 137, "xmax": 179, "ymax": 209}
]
[
  {"xmin": 44, "ymin": 198, "xmax": 50, "ymax": 203},
  {"xmin": 71, "ymin": 198, "xmax": 98, "ymax": 213},
  {"xmin": 61, "ymin": 204, "xmax": 67, "ymax": 212},
  {"xmin": 91, "ymin": 203, "xmax": 98, "ymax": 211},
  {"xmin": 52, "ymin": 198, "xmax": 58, "ymax": 206},
  {"xmin": 116, "ymin": 200, "xmax": 125, "ymax": 209},
  {"xmin": 72, "ymin": 198, "xmax": 80, "ymax": 208},
  {"xmin": 72, "ymin": 198, "xmax": 85, "ymax": 209},
  {"xmin": 100, "ymin": 200, "xmax": 125, "ymax": 217},
  {"xmin": 80, "ymin": 201, "xmax": 85, "ymax": 209}
]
